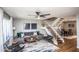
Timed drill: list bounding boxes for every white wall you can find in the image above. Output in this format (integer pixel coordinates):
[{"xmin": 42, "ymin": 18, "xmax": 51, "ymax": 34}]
[
  {"xmin": 77, "ymin": 15, "xmax": 79, "ymax": 48},
  {"xmin": 13, "ymin": 19, "xmax": 47, "ymax": 36},
  {"xmin": 0, "ymin": 8, "xmax": 4, "ymax": 52}
]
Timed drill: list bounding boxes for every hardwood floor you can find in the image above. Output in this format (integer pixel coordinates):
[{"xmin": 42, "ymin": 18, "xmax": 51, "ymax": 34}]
[{"xmin": 57, "ymin": 36, "xmax": 77, "ymax": 52}]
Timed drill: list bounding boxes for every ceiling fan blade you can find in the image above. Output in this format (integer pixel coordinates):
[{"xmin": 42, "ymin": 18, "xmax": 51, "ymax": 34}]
[
  {"xmin": 43, "ymin": 14, "xmax": 50, "ymax": 16},
  {"xmin": 44, "ymin": 17, "xmax": 57, "ymax": 20},
  {"xmin": 40, "ymin": 15, "xmax": 45, "ymax": 17},
  {"xmin": 40, "ymin": 14, "xmax": 50, "ymax": 17}
]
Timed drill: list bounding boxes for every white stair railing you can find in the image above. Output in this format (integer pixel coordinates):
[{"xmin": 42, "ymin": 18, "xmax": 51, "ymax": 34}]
[
  {"xmin": 44, "ymin": 21, "xmax": 64, "ymax": 43},
  {"xmin": 41, "ymin": 26, "xmax": 58, "ymax": 45},
  {"xmin": 41, "ymin": 26, "xmax": 52, "ymax": 36},
  {"xmin": 52, "ymin": 18, "xmax": 64, "ymax": 27},
  {"xmin": 57, "ymin": 20, "xmax": 64, "ymax": 27},
  {"xmin": 51, "ymin": 27, "xmax": 64, "ymax": 42},
  {"xmin": 52, "ymin": 18, "xmax": 61, "ymax": 26}
]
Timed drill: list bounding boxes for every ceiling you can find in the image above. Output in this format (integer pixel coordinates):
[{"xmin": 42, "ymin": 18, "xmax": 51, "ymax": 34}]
[{"xmin": 2, "ymin": 7, "xmax": 79, "ymax": 19}]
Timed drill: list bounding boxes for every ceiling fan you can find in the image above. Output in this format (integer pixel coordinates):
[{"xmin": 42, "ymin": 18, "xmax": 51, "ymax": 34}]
[
  {"xmin": 36, "ymin": 11, "xmax": 50, "ymax": 17},
  {"xmin": 28, "ymin": 11, "xmax": 51, "ymax": 19}
]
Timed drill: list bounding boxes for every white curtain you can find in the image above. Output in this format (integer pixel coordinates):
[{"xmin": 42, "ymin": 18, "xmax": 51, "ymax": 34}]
[{"xmin": 3, "ymin": 14, "xmax": 12, "ymax": 43}]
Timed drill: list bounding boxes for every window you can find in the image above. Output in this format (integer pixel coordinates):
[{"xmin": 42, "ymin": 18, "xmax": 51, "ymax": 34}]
[
  {"xmin": 68, "ymin": 24, "xmax": 71, "ymax": 27},
  {"xmin": 25, "ymin": 23, "xmax": 37, "ymax": 30},
  {"xmin": 31, "ymin": 23, "xmax": 37, "ymax": 29},
  {"xmin": 68, "ymin": 24, "xmax": 74, "ymax": 27},
  {"xmin": 25, "ymin": 23, "xmax": 30, "ymax": 29}
]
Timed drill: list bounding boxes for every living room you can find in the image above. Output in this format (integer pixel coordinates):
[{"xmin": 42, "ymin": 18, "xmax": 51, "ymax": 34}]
[{"xmin": 0, "ymin": 7, "xmax": 78, "ymax": 52}]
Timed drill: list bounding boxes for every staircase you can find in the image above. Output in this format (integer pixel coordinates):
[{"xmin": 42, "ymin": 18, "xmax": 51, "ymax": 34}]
[
  {"xmin": 41, "ymin": 18, "xmax": 77, "ymax": 52},
  {"xmin": 42, "ymin": 18, "xmax": 64, "ymax": 46}
]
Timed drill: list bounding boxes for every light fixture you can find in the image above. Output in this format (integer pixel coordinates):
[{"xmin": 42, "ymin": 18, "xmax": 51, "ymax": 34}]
[{"xmin": 37, "ymin": 16, "xmax": 40, "ymax": 19}]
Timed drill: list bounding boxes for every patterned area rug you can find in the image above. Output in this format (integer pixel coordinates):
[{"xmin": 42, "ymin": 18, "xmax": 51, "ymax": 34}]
[{"xmin": 23, "ymin": 40, "xmax": 58, "ymax": 52}]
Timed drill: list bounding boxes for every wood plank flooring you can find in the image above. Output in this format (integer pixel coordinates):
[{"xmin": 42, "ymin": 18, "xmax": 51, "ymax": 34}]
[{"xmin": 57, "ymin": 36, "xmax": 77, "ymax": 52}]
